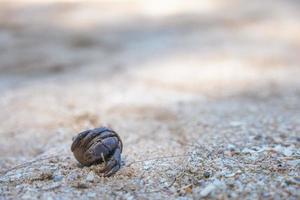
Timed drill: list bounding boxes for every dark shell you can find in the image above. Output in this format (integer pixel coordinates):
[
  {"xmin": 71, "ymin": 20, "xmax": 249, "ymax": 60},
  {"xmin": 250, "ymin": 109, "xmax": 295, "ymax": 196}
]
[{"xmin": 71, "ymin": 127, "xmax": 122, "ymax": 167}]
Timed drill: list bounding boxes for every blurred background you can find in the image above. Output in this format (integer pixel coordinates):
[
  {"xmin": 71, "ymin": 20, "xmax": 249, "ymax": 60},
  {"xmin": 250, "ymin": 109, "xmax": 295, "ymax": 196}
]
[{"xmin": 0, "ymin": 0, "xmax": 300, "ymax": 169}]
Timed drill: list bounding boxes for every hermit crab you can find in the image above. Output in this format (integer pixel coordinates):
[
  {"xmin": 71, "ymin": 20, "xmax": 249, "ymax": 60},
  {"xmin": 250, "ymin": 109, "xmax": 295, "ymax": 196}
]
[{"xmin": 71, "ymin": 127, "xmax": 123, "ymax": 177}]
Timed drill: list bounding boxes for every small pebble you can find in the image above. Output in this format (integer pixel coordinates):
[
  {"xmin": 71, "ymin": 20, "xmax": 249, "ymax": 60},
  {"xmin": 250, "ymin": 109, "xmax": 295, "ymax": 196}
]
[
  {"xmin": 274, "ymin": 145, "xmax": 293, "ymax": 156},
  {"xmin": 67, "ymin": 172, "xmax": 80, "ymax": 182},
  {"xmin": 227, "ymin": 144, "xmax": 236, "ymax": 151},
  {"xmin": 287, "ymin": 177, "xmax": 300, "ymax": 185},
  {"xmin": 42, "ymin": 182, "xmax": 61, "ymax": 190},
  {"xmin": 254, "ymin": 135, "xmax": 262, "ymax": 140},
  {"xmin": 200, "ymin": 184, "xmax": 216, "ymax": 197},
  {"xmin": 203, "ymin": 171, "xmax": 211, "ymax": 178},
  {"xmin": 73, "ymin": 182, "xmax": 89, "ymax": 189},
  {"xmin": 86, "ymin": 171, "xmax": 95, "ymax": 182},
  {"xmin": 224, "ymin": 172, "xmax": 236, "ymax": 178},
  {"xmin": 53, "ymin": 175, "xmax": 63, "ymax": 182}
]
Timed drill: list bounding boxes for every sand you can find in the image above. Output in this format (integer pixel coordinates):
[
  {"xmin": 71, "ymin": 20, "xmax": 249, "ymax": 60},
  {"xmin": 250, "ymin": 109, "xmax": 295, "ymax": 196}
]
[{"xmin": 0, "ymin": 0, "xmax": 299, "ymax": 199}]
